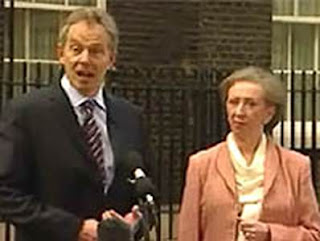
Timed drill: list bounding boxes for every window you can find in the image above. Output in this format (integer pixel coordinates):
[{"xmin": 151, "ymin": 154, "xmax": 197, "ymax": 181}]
[
  {"xmin": 272, "ymin": 0, "xmax": 320, "ymax": 148},
  {"xmin": 3, "ymin": 0, "xmax": 106, "ymax": 82}
]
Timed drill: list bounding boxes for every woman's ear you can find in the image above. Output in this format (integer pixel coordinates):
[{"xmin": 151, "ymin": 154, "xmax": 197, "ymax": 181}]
[{"xmin": 264, "ymin": 105, "xmax": 276, "ymax": 125}]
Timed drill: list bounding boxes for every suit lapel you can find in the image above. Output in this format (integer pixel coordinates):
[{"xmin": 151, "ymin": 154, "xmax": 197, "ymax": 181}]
[
  {"xmin": 103, "ymin": 91, "xmax": 122, "ymax": 170},
  {"xmin": 47, "ymin": 84, "xmax": 100, "ymax": 177},
  {"xmin": 216, "ymin": 144, "xmax": 237, "ymax": 196}
]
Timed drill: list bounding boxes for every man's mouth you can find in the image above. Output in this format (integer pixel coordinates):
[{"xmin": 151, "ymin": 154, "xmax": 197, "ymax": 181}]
[{"xmin": 76, "ymin": 70, "xmax": 94, "ymax": 78}]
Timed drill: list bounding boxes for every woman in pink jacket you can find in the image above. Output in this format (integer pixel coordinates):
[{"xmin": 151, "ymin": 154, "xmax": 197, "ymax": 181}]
[{"xmin": 178, "ymin": 66, "xmax": 320, "ymax": 241}]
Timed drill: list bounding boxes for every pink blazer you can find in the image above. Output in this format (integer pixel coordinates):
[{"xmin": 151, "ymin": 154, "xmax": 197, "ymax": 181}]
[{"xmin": 178, "ymin": 141, "xmax": 320, "ymax": 241}]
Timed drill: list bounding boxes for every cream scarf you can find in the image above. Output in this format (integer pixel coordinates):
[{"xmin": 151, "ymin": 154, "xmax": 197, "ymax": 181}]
[{"xmin": 226, "ymin": 133, "xmax": 266, "ymax": 241}]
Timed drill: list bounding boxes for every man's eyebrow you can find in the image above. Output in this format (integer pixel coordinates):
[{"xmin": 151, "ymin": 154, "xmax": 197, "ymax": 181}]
[
  {"xmin": 68, "ymin": 39, "xmax": 104, "ymax": 48},
  {"xmin": 89, "ymin": 43, "xmax": 104, "ymax": 48},
  {"xmin": 68, "ymin": 39, "xmax": 80, "ymax": 44}
]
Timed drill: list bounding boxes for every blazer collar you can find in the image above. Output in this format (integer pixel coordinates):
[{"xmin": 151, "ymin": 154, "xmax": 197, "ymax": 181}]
[
  {"xmin": 216, "ymin": 143, "xmax": 237, "ymax": 196},
  {"xmin": 102, "ymin": 90, "xmax": 126, "ymax": 172},
  {"xmin": 263, "ymin": 141, "xmax": 280, "ymax": 197},
  {"xmin": 216, "ymin": 140, "xmax": 280, "ymax": 198},
  {"xmin": 47, "ymin": 84, "xmax": 117, "ymax": 152},
  {"xmin": 47, "ymin": 83, "xmax": 104, "ymax": 185}
]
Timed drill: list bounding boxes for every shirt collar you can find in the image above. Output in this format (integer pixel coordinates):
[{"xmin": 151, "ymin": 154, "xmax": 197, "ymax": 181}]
[{"xmin": 61, "ymin": 75, "xmax": 106, "ymax": 111}]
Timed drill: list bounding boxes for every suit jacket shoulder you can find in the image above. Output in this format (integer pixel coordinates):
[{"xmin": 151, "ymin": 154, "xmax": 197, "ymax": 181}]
[
  {"xmin": 187, "ymin": 142, "xmax": 226, "ymax": 185},
  {"xmin": 273, "ymin": 144, "xmax": 311, "ymax": 180}
]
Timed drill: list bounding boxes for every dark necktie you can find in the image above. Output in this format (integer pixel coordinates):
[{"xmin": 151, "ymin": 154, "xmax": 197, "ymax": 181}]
[{"xmin": 81, "ymin": 99, "xmax": 106, "ymax": 184}]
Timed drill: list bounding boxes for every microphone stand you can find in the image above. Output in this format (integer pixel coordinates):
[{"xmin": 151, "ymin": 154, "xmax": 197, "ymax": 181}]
[
  {"xmin": 138, "ymin": 198, "xmax": 159, "ymax": 241},
  {"xmin": 138, "ymin": 199, "xmax": 150, "ymax": 241}
]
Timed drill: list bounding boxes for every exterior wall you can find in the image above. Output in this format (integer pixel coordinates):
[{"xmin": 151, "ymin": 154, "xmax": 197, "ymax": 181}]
[
  {"xmin": 199, "ymin": 0, "xmax": 272, "ymax": 71},
  {"xmin": 108, "ymin": 1, "xmax": 201, "ymax": 67},
  {"xmin": 108, "ymin": 0, "xmax": 272, "ymax": 72}
]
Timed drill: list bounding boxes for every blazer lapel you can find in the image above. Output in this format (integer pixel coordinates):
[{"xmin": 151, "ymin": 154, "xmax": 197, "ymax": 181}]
[
  {"xmin": 104, "ymin": 91, "xmax": 122, "ymax": 170},
  {"xmin": 47, "ymin": 84, "xmax": 100, "ymax": 176},
  {"xmin": 216, "ymin": 141, "xmax": 280, "ymax": 198},
  {"xmin": 263, "ymin": 141, "xmax": 280, "ymax": 197},
  {"xmin": 216, "ymin": 144, "xmax": 237, "ymax": 196}
]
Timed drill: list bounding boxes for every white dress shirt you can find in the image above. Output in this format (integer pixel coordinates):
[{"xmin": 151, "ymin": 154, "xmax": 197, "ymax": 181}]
[{"xmin": 61, "ymin": 75, "xmax": 114, "ymax": 194}]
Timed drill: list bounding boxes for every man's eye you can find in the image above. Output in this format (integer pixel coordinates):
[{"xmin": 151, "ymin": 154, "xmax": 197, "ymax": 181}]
[
  {"xmin": 70, "ymin": 45, "xmax": 81, "ymax": 54},
  {"xmin": 90, "ymin": 48, "xmax": 103, "ymax": 55}
]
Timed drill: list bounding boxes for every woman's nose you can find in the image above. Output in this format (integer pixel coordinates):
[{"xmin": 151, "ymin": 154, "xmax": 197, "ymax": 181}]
[{"xmin": 235, "ymin": 102, "xmax": 245, "ymax": 115}]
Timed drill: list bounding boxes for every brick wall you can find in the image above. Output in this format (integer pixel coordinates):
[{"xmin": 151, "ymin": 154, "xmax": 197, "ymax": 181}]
[
  {"xmin": 108, "ymin": 1, "xmax": 201, "ymax": 67},
  {"xmin": 108, "ymin": 0, "xmax": 272, "ymax": 72},
  {"xmin": 199, "ymin": 0, "xmax": 272, "ymax": 72}
]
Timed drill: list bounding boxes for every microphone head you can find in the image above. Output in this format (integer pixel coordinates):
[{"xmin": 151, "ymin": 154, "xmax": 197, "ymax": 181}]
[
  {"xmin": 125, "ymin": 151, "xmax": 144, "ymax": 178},
  {"xmin": 134, "ymin": 176, "xmax": 156, "ymax": 201},
  {"xmin": 125, "ymin": 151, "xmax": 158, "ymax": 202}
]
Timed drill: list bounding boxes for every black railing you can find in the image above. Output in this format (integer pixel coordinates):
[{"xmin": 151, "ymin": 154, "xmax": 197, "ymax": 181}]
[{"xmin": 0, "ymin": 63, "xmax": 319, "ymax": 241}]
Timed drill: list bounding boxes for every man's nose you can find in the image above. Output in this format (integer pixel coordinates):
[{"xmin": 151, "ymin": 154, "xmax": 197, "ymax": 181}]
[{"xmin": 78, "ymin": 49, "xmax": 90, "ymax": 62}]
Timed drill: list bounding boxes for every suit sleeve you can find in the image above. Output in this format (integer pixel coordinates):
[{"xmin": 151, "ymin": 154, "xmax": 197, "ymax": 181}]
[
  {"xmin": 178, "ymin": 156, "xmax": 202, "ymax": 241},
  {"xmin": 268, "ymin": 158, "xmax": 320, "ymax": 241},
  {"xmin": 0, "ymin": 102, "xmax": 82, "ymax": 241}
]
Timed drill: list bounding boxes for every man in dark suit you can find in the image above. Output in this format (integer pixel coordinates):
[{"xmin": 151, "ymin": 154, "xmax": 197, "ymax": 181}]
[{"xmin": 0, "ymin": 8, "xmax": 150, "ymax": 241}]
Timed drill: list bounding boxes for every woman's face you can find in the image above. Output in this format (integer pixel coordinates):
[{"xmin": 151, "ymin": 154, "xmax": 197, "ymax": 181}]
[{"xmin": 226, "ymin": 80, "xmax": 275, "ymax": 137}]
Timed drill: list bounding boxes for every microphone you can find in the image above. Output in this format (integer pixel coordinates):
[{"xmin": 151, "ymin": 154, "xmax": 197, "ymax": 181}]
[
  {"xmin": 126, "ymin": 151, "xmax": 156, "ymax": 206},
  {"xmin": 133, "ymin": 168, "xmax": 155, "ymax": 206},
  {"xmin": 126, "ymin": 151, "xmax": 159, "ymax": 241}
]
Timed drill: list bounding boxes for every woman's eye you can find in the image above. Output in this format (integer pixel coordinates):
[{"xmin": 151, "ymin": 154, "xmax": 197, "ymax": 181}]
[
  {"xmin": 247, "ymin": 101, "xmax": 258, "ymax": 107},
  {"xmin": 228, "ymin": 99, "xmax": 238, "ymax": 105}
]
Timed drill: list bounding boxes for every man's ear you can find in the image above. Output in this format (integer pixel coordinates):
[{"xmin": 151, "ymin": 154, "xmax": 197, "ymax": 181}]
[
  {"xmin": 56, "ymin": 43, "xmax": 65, "ymax": 64},
  {"xmin": 109, "ymin": 52, "xmax": 116, "ymax": 70}
]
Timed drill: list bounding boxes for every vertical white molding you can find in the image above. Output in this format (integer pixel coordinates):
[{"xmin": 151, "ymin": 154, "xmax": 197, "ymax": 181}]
[
  {"xmin": 286, "ymin": 23, "xmax": 293, "ymax": 134},
  {"xmin": 314, "ymin": 25, "xmax": 319, "ymax": 71},
  {"xmin": 315, "ymin": 25, "xmax": 320, "ymax": 89},
  {"xmin": 293, "ymin": 0, "xmax": 299, "ymax": 16},
  {"xmin": 97, "ymin": 0, "xmax": 107, "ymax": 10},
  {"xmin": 25, "ymin": 9, "xmax": 31, "ymax": 85}
]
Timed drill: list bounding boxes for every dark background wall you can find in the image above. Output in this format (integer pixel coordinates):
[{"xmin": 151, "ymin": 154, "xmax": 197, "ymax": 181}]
[
  {"xmin": 108, "ymin": 0, "xmax": 272, "ymax": 72},
  {"xmin": 109, "ymin": 1, "xmax": 201, "ymax": 67},
  {"xmin": 198, "ymin": 0, "xmax": 272, "ymax": 71},
  {"xmin": 108, "ymin": 0, "xmax": 272, "ymax": 203}
]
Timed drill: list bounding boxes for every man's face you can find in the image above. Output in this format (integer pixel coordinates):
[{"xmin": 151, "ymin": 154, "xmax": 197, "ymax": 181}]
[{"xmin": 58, "ymin": 20, "xmax": 115, "ymax": 96}]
